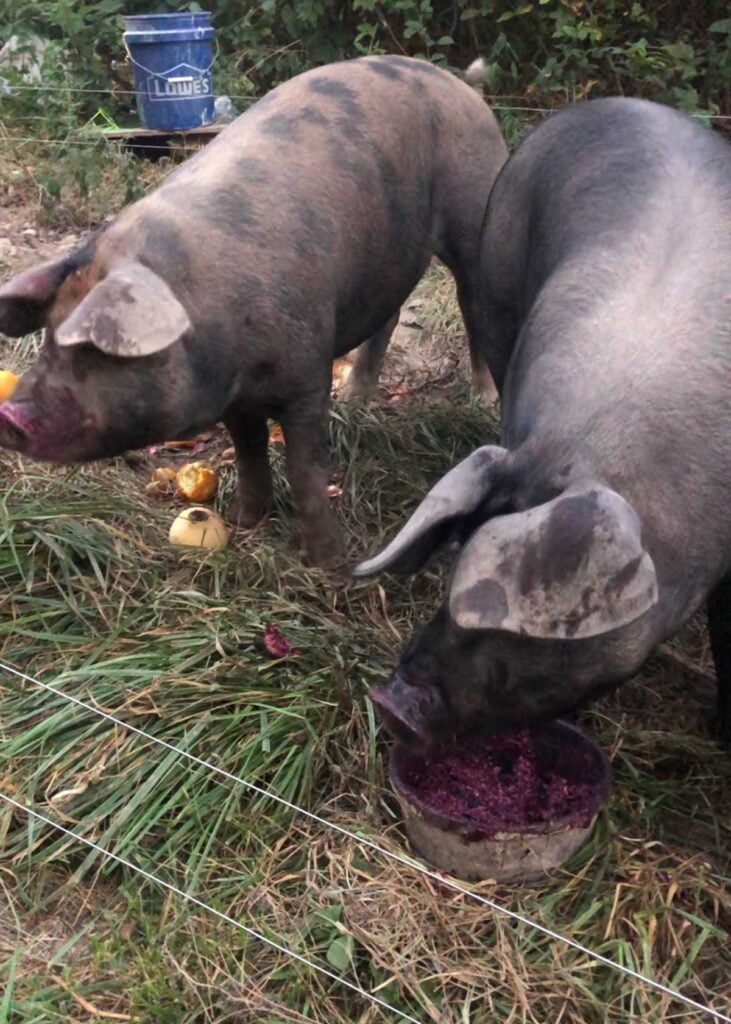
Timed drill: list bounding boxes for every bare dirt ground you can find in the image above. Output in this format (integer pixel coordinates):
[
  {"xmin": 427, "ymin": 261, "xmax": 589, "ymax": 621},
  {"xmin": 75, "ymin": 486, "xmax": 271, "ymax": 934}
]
[{"xmin": 0, "ymin": 180, "xmax": 81, "ymax": 267}]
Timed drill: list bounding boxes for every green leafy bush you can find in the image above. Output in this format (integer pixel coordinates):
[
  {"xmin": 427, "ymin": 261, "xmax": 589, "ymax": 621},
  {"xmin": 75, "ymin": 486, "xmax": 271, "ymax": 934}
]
[{"xmin": 1, "ymin": 0, "xmax": 728, "ymax": 137}]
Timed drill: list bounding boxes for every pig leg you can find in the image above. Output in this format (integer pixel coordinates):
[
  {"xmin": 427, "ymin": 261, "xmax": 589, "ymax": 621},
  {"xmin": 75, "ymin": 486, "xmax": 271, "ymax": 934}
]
[
  {"xmin": 707, "ymin": 574, "xmax": 731, "ymax": 746},
  {"xmin": 451, "ymin": 268, "xmax": 499, "ymax": 404},
  {"xmin": 340, "ymin": 313, "xmax": 399, "ymax": 403},
  {"xmin": 223, "ymin": 410, "xmax": 273, "ymax": 528},
  {"xmin": 280, "ymin": 390, "xmax": 344, "ymax": 568}
]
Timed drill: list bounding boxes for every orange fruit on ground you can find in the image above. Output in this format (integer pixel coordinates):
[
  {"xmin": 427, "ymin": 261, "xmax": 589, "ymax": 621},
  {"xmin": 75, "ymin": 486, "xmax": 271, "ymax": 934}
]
[
  {"xmin": 0, "ymin": 370, "xmax": 19, "ymax": 402},
  {"xmin": 176, "ymin": 461, "xmax": 218, "ymax": 502}
]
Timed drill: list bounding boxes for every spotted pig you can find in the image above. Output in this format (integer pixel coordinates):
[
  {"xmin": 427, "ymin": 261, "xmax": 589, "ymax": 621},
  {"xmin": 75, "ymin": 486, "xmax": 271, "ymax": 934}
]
[{"xmin": 0, "ymin": 56, "xmax": 507, "ymax": 566}]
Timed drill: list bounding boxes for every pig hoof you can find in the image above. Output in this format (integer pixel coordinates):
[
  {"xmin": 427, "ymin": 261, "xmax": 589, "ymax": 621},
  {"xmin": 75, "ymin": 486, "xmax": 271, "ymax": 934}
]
[
  {"xmin": 470, "ymin": 367, "xmax": 499, "ymax": 405},
  {"xmin": 227, "ymin": 494, "xmax": 270, "ymax": 530},
  {"xmin": 300, "ymin": 531, "xmax": 347, "ymax": 571},
  {"xmin": 338, "ymin": 380, "xmax": 376, "ymax": 405}
]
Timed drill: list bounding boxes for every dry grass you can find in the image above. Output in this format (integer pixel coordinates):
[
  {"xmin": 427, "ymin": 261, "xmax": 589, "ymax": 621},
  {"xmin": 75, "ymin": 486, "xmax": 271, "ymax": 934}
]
[{"xmin": 0, "ymin": 206, "xmax": 729, "ymax": 1023}]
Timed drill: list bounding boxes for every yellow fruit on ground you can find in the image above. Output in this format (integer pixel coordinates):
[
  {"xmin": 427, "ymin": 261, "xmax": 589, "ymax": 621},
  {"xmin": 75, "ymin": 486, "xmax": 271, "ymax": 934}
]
[
  {"xmin": 151, "ymin": 467, "xmax": 178, "ymax": 483},
  {"xmin": 175, "ymin": 461, "xmax": 218, "ymax": 502},
  {"xmin": 169, "ymin": 507, "xmax": 229, "ymax": 549},
  {"xmin": 0, "ymin": 370, "xmax": 19, "ymax": 402},
  {"xmin": 145, "ymin": 480, "xmax": 171, "ymax": 499}
]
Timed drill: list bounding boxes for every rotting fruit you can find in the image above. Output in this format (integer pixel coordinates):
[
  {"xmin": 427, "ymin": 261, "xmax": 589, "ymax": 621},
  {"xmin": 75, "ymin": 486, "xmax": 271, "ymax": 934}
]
[{"xmin": 176, "ymin": 461, "xmax": 218, "ymax": 502}]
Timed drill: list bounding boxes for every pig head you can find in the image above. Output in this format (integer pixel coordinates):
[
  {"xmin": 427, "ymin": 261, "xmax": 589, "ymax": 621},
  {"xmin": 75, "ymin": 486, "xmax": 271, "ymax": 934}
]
[
  {"xmin": 0, "ymin": 242, "xmax": 229, "ymax": 462},
  {"xmin": 355, "ymin": 446, "xmax": 659, "ymax": 746}
]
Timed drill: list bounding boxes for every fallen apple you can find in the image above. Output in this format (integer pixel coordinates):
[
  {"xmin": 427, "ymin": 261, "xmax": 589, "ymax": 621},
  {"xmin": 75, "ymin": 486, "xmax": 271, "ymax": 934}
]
[{"xmin": 169, "ymin": 507, "xmax": 230, "ymax": 549}]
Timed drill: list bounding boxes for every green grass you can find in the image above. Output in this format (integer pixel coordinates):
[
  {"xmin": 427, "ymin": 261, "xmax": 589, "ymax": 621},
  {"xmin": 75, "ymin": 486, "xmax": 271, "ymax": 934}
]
[{"xmin": 0, "ymin": 273, "xmax": 730, "ymax": 1024}]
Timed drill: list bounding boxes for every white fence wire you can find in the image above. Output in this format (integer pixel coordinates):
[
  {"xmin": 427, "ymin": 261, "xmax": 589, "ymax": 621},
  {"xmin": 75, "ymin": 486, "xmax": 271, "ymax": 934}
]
[
  {"xmin": 1, "ymin": 660, "xmax": 729, "ymax": 1023},
  {"xmin": 2, "ymin": 80, "xmax": 731, "ymax": 119},
  {"xmin": 0, "ymin": 790, "xmax": 424, "ymax": 1024}
]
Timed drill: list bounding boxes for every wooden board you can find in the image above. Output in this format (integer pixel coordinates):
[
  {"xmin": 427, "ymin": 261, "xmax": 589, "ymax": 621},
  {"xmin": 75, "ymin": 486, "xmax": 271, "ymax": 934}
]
[
  {"xmin": 98, "ymin": 123, "xmax": 225, "ymax": 159},
  {"xmin": 100, "ymin": 124, "xmax": 225, "ymax": 140}
]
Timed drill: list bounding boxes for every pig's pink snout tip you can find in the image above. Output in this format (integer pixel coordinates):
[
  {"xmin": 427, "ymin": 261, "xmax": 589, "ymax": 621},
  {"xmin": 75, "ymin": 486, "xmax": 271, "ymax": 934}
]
[{"xmin": 0, "ymin": 401, "xmax": 31, "ymax": 447}]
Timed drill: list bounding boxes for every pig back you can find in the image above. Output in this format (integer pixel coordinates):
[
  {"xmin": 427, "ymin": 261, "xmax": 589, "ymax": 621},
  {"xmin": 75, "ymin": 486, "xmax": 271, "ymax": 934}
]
[{"xmin": 109, "ymin": 57, "xmax": 504, "ymax": 353}]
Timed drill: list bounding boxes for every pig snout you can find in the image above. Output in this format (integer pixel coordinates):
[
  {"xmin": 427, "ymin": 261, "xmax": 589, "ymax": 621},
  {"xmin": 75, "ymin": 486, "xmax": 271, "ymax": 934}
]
[
  {"xmin": 0, "ymin": 391, "xmax": 94, "ymax": 462},
  {"xmin": 368, "ymin": 676, "xmax": 448, "ymax": 748},
  {"xmin": 0, "ymin": 400, "xmax": 32, "ymax": 450}
]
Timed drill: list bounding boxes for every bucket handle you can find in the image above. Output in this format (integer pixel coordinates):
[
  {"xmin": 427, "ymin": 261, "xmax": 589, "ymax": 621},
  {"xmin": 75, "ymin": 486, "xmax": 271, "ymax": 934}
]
[{"xmin": 123, "ymin": 36, "xmax": 219, "ymax": 80}]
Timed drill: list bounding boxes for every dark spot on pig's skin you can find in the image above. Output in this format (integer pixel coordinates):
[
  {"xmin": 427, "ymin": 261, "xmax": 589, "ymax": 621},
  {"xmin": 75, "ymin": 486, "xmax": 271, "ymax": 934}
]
[
  {"xmin": 367, "ymin": 59, "xmax": 403, "ymax": 81},
  {"xmin": 109, "ymin": 280, "xmax": 136, "ymax": 305},
  {"xmin": 170, "ymin": 186, "xmax": 261, "ymax": 241},
  {"xmin": 138, "ymin": 217, "xmax": 192, "ymax": 289},
  {"xmin": 292, "ymin": 204, "xmax": 337, "ymax": 256},
  {"xmin": 605, "ymin": 556, "xmax": 642, "ymax": 598},
  {"xmin": 517, "ymin": 493, "xmax": 597, "ymax": 597},
  {"xmin": 386, "ymin": 55, "xmax": 442, "ymax": 76},
  {"xmin": 204, "ymin": 189, "xmax": 260, "ymax": 237},
  {"xmin": 452, "ymin": 578, "xmax": 509, "ymax": 627},
  {"xmin": 543, "ymin": 494, "xmax": 597, "ymax": 582},
  {"xmin": 300, "ymin": 106, "xmax": 330, "ymax": 127},
  {"xmin": 237, "ymin": 156, "xmax": 268, "ymax": 183},
  {"xmin": 89, "ymin": 311, "xmax": 127, "ymax": 355},
  {"xmin": 517, "ymin": 540, "xmax": 541, "ymax": 598},
  {"xmin": 307, "ymin": 77, "xmax": 362, "ymax": 118},
  {"xmin": 261, "ymin": 112, "xmax": 299, "ymax": 139},
  {"xmin": 326, "ymin": 137, "xmax": 376, "ymax": 193},
  {"xmin": 375, "ymin": 151, "xmax": 414, "ymax": 246}
]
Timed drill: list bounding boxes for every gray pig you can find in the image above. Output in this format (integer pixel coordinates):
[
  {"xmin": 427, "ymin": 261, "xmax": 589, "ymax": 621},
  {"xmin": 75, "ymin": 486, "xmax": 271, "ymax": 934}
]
[
  {"xmin": 355, "ymin": 98, "xmax": 731, "ymax": 746},
  {"xmin": 0, "ymin": 56, "xmax": 507, "ymax": 567}
]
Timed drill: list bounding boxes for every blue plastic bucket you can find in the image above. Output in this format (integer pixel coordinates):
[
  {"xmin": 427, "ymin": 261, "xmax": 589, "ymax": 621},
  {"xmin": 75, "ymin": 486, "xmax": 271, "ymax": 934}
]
[{"xmin": 123, "ymin": 12, "xmax": 216, "ymax": 132}]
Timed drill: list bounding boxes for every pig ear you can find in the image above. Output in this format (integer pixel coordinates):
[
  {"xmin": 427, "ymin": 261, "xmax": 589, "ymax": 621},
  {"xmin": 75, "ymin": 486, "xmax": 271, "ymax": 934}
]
[
  {"xmin": 353, "ymin": 445, "xmax": 509, "ymax": 576},
  {"xmin": 55, "ymin": 262, "xmax": 191, "ymax": 357},
  {"xmin": 449, "ymin": 484, "xmax": 658, "ymax": 639},
  {"xmin": 0, "ymin": 258, "xmax": 74, "ymax": 337}
]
